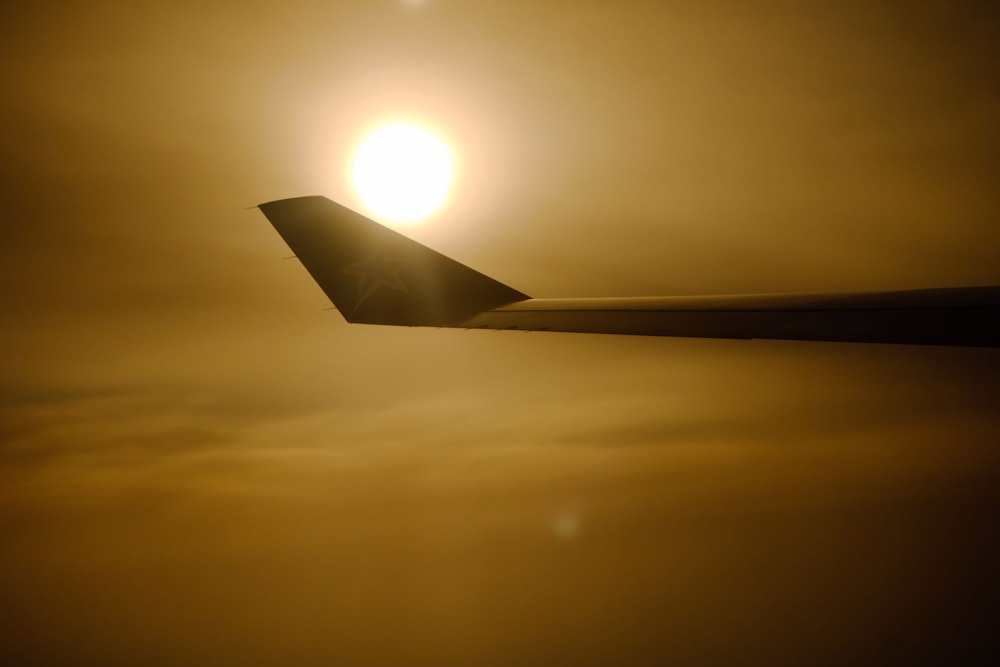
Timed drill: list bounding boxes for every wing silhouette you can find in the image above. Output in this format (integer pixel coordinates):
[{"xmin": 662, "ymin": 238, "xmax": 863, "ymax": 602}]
[{"xmin": 259, "ymin": 196, "xmax": 1000, "ymax": 347}]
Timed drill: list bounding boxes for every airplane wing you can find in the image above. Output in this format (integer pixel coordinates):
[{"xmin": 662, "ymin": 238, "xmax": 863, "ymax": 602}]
[{"xmin": 258, "ymin": 196, "xmax": 1000, "ymax": 347}]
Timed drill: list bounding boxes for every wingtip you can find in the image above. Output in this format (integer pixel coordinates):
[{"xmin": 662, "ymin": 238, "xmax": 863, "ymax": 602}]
[
  {"xmin": 258, "ymin": 195, "xmax": 332, "ymax": 210},
  {"xmin": 258, "ymin": 193, "xmax": 530, "ymax": 327}
]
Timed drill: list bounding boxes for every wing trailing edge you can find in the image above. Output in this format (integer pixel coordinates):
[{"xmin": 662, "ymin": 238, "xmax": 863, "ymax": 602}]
[{"xmin": 258, "ymin": 196, "xmax": 1000, "ymax": 347}]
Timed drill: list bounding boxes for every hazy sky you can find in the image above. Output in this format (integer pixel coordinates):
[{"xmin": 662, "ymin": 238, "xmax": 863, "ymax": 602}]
[{"xmin": 2, "ymin": 1, "xmax": 999, "ymax": 664}]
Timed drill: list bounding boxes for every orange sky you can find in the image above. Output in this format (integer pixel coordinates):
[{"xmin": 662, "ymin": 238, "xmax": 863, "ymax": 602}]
[{"xmin": 2, "ymin": 1, "xmax": 999, "ymax": 664}]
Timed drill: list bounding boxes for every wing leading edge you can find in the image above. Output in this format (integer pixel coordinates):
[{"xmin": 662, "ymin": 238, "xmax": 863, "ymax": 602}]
[{"xmin": 258, "ymin": 196, "xmax": 1000, "ymax": 347}]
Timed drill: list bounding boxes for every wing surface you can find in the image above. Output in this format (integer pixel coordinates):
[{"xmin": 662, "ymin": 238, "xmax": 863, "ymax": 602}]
[
  {"xmin": 259, "ymin": 196, "xmax": 527, "ymax": 326},
  {"xmin": 259, "ymin": 196, "xmax": 1000, "ymax": 347}
]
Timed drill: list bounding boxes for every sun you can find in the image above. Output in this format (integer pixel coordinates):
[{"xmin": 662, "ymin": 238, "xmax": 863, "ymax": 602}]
[{"xmin": 351, "ymin": 124, "xmax": 453, "ymax": 224}]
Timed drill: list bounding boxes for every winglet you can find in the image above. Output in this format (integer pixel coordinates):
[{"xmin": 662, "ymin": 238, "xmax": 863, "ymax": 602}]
[{"xmin": 258, "ymin": 196, "xmax": 529, "ymax": 326}]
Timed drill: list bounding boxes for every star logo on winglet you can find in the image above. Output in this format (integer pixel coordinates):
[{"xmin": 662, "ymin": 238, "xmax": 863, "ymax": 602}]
[{"xmin": 340, "ymin": 250, "xmax": 412, "ymax": 317}]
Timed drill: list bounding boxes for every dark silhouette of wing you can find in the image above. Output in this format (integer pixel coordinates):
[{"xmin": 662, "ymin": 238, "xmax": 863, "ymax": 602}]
[
  {"xmin": 259, "ymin": 196, "xmax": 527, "ymax": 326},
  {"xmin": 259, "ymin": 196, "xmax": 1000, "ymax": 347}
]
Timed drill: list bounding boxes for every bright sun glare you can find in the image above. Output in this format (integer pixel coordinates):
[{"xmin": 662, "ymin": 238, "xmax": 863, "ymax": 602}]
[{"xmin": 352, "ymin": 124, "xmax": 453, "ymax": 224}]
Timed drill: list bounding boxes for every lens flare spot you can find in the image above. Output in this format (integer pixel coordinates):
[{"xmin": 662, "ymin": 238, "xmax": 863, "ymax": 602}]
[{"xmin": 553, "ymin": 512, "xmax": 580, "ymax": 539}]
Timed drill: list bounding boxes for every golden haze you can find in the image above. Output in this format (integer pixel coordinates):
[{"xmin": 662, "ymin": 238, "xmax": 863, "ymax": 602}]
[{"xmin": 1, "ymin": 1, "xmax": 999, "ymax": 665}]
